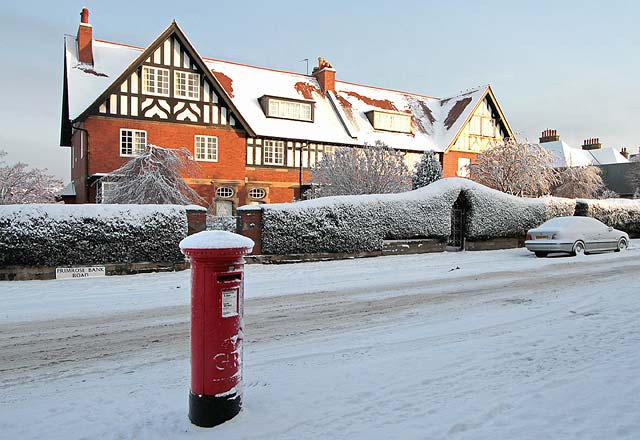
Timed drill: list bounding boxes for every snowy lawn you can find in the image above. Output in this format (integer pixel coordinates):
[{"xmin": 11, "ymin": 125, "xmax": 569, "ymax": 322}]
[{"xmin": 1, "ymin": 242, "xmax": 640, "ymax": 439}]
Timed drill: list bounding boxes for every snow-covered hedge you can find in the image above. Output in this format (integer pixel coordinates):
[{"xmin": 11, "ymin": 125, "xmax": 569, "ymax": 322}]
[
  {"xmin": 0, "ymin": 204, "xmax": 191, "ymax": 267},
  {"xmin": 257, "ymin": 178, "xmax": 576, "ymax": 255},
  {"xmin": 206, "ymin": 215, "xmax": 238, "ymax": 232},
  {"xmin": 576, "ymin": 199, "xmax": 640, "ymax": 236},
  {"xmin": 464, "ymin": 187, "xmax": 575, "ymax": 240}
]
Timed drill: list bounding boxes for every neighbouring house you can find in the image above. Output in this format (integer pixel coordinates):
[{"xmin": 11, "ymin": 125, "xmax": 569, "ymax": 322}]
[
  {"xmin": 60, "ymin": 8, "xmax": 515, "ymax": 213},
  {"xmin": 538, "ymin": 129, "xmax": 634, "ymax": 197},
  {"xmin": 538, "ymin": 129, "xmax": 629, "ymax": 168}
]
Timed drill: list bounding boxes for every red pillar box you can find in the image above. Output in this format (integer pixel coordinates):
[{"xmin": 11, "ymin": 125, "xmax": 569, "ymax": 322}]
[{"xmin": 179, "ymin": 231, "xmax": 254, "ymax": 428}]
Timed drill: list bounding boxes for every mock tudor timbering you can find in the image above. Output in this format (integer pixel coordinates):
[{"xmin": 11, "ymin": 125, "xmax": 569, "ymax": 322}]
[{"xmin": 60, "ymin": 9, "xmax": 515, "ymax": 210}]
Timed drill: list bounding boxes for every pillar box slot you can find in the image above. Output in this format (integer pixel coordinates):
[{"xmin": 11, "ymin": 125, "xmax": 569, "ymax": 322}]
[{"xmin": 180, "ymin": 231, "xmax": 254, "ymax": 428}]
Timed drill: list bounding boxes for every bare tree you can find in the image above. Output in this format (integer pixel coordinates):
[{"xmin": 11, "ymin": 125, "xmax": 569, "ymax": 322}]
[
  {"xmin": 0, "ymin": 151, "xmax": 63, "ymax": 204},
  {"xmin": 467, "ymin": 138, "xmax": 558, "ymax": 197},
  {"xmin": 306, "ymin": 141, "xmax": 411, "ymax": 198},
  {"xmin": 552, "ymin": 165, "xmax": 605, "ymax": 199},
  {"xmin": 97, "ymin": 145, "xmax": 206, "ymax": 205}
]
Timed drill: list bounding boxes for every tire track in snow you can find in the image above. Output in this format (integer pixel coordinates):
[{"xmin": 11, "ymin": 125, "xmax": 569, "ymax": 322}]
[{"xmin": 1, "ymin": 254, "xmax": 638, "ymax": 388}]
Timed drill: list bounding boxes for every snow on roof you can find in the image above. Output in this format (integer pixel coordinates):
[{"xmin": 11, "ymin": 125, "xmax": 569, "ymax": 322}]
[
  {"xmin": 61, "ymin": 181, "xmax": 76, "ymax": 196},
  {"xmin": 540, "ymin": 140, "xmax": 629, "ymax": 167},
  {"xmin": 202, "ymin": 59, "xmax": 355, "ymax": 145},
  {"xmin": 587, "ymin": 148, "xmax": 629, "ymax": 165},
  {"xmin": 64, "ymin": 26, "xmax": 492, "ymax": 152},
  {"xmin": 65, "ymin": 36, "xmax": 143, "ymax": 120}
]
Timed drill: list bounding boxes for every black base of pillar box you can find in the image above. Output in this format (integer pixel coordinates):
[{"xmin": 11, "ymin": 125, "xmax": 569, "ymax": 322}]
[{"xmin": 189, "ymin": 391, "xmax": 242, "ymax": 427}]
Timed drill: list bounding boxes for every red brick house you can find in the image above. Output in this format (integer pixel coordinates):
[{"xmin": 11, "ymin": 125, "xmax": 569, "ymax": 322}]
[{"xmin": 60, "ymin": 9, "xmax": 514, "ymax": 213}]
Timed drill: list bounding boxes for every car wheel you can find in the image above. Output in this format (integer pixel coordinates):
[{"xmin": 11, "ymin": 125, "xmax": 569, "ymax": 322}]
[
  {"xmin": 615, "ymin": 238, "xmax": 628, "ymax": 252},
  {"xmin": 535, "ymin": 251, "xmax": 548, "ymax": 258},
  {"xmin": 571, "ymin": 241, "xmax": 585, "ymax": 257}
]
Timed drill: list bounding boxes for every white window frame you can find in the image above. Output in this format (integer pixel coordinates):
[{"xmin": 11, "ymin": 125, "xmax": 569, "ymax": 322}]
[
  {"xmin": 142, "ymin": 66, "xmax": 170, "ymax": 96},
  {"xmin": 457, "ymin": 157, "xmax": 471, "ymax": 177},
  {"xmin": 100, "ymin": 181, "xmax": 118, "ymax": 204},
  {"xmin": 120, "ymin": 129, "xmax": 147, "ymax": 157},
  {"xmin": 266, "ymin": 98, "xmax": 313, "ymax": 122},
  {"xmin": 174, "ymin": 70, "xmax": 200, "ymax": 100},
  {"xmin": 216, "ymin": 187, "xmax": 235, "ymax": 199},
  {"xmin": 263, "ymin": 140, "xmax": 285, "ymax": 166},
  {"xmin": 248, "ymin": 187, "xmax": 267, "ymax": 200},
  {"xmin": 372, "ymin": 111, "xmax": 411, "ymax": 133},
  {"xmin": 194, "ymin": 135, "xmax": 218, "ymax": 162}
]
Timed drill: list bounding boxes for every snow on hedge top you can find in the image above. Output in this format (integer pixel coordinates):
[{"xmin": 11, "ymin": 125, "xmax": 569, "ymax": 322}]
[
  {"xmin": 263, "ymin": 178, "xmax": 536, "ymax": 212},
  {"xmin": 257, "ymin": 178, "xmax": 577, "ymax": 255},
  {"xmin": 179, "ymin": 231, "xmax": 254, "ymax": 250},
  {"xmin": 0, "ymin": 203, "xmax": 193, "ymax": 226}
]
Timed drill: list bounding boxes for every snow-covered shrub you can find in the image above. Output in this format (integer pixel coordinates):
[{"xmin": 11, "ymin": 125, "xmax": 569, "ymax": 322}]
[
  {"xmin": 0, "ymin": 204, "xmax": 190, "ymax": 266},
  {"xmin": 464, "ymin": 186, "xmax": 575, "ymax": 240},
  {"xmin": 207, "ymin": 215, "xmax": 238, "ymax": 232},
  {"xmin": 575, "ymin": 199, "xmax": 640, "ymax": 236},
  {"xmin": 258, "ymin": 178, "xmax": 576, "ymax": 255}
]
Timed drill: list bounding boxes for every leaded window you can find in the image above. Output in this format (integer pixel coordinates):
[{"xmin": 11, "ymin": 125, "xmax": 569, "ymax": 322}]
[
  {"xmin": 263, "ymin": 140, "xmax": 285, "ymax": 165},
  {"xmin": 175, "ymin": 71, "xmax": 200, "ymax": 99},
  {"xmin": 120, "ymin": 129, "xmax": 147, "ymax": 156},
  {"xmin": 195, "ymin": 135, "xmax": 218, "ymax": 162},
  {"xmin": 142, "ymin": 66, "xmax": 169, "ymax": 96}
]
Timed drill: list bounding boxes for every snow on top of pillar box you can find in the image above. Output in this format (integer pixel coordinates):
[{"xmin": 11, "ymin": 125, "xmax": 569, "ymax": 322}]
[{"xmin": 179, "ymin": 231, "xmax": 254, "ymax": 251}]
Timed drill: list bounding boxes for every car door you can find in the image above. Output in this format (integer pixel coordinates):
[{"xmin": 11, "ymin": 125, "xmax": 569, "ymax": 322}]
[{"xmin": 582, "ymin": 218, "xmax": 602, "ymax": 252}]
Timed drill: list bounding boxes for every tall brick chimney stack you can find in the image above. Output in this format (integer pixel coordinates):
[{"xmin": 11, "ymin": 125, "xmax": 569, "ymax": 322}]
[
  {"xmin": 539, "ymin": 129, "xmax": 560, "ymax": 143},
  {"xmin": 312, "ymin": 57, "xmax": 335, "ymax": 92},
  {"xmin": 582, "ymin": 138, "xmax": 602, "ymax": 150},
  {"xmin": 77, "ymin": 8, "xmax": 93, "ymax": 65}
]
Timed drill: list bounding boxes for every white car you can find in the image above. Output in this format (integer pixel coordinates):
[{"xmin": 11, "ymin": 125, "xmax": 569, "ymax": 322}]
[{"xmin": 525, "ymin": 216, "xmax": 629, "ymax": 257}]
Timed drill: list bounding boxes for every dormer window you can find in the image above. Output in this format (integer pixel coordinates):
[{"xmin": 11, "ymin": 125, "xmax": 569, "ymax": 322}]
[
  {"xmin": 260, "ymin": 96, "xmax": 314, "ymax": 122},
  {"xmin": 366, "ymin": 110, "xmax": 412, "ymax": 134}
]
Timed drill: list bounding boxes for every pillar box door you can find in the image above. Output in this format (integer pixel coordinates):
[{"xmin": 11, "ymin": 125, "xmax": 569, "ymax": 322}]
[{"xmin": 180, "ymin": 231, "xmax": 254, "ymax": 428}]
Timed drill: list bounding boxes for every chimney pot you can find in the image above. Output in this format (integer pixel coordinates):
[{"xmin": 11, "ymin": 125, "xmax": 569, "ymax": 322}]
[{"xmin": 80, "ymin": 7, "xmax": 89, "ymax": 24}]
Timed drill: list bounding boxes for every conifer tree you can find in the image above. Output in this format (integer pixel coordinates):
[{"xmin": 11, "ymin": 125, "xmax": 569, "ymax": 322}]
[{"xmin": 412, "ymin": 150, "xmax": 442, "ymax": 189}]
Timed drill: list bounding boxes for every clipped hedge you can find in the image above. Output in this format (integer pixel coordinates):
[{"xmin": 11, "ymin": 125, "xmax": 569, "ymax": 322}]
[
  {"xmin": 464, "ymin": 187, "xmax": 575, "ymax": 240},
  {"xmin": 256, "ymin": 178, "xmax": 577, "ymax": 255},
  {"xmin": 576, "ymin": 199, "xmax": 640, "ymax": 237},
  {"xmin": 0, "ymin": 204, "xmax": 194, "ymax": 267}
]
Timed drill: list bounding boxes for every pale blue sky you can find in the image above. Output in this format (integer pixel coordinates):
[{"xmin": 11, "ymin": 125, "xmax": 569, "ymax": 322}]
[{"xmin": 1, "ymin": 0, "xmax": 638, "ymax": 181}]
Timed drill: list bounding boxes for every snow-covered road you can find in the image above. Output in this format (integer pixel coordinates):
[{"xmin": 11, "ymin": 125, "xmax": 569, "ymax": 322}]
[{"xmin": 1, "ymin": 244, "xmax": 639, "ymax": 439}]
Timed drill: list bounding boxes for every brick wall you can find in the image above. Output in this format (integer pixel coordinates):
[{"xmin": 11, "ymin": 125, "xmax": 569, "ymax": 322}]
[
  {"xmin": 81, "ymin": 116, "xmax": 309, "ymax": 205},
  {"xmin": 442, "ymin": 150, "xmax": 478, "ymax": 178}
]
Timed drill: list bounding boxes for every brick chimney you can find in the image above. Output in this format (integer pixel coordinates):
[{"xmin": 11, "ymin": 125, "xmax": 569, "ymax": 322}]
[
  {"xmin": 539, "ymin": 129, "xmax": 560, "ymax": 143},
  {"xmin": 77, "ymin": 8, "xmax": 93, "ymax": 65},
  {"xmin": 620, "ymin": 147, "xmax": 629, "ymax": 159},
  {"xmin": 582, "ymin": 138, "xmax": 602, "ymax": 150},
  {"xmin": 312, "ymin": 57, "xmax": 335, "ymax": 92}
]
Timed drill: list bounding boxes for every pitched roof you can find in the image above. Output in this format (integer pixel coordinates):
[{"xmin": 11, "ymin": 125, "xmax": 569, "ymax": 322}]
[
  {"xmin": 64, "ymin": 36, "xmax": 142, "ymax": 120},
  {"xmin": 541, "ymin": 140, "xmax": 629, "ymax": 167},
  {"xmin": 63, "ymin": 23, "xmax": 511, "ymax": 152}
]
